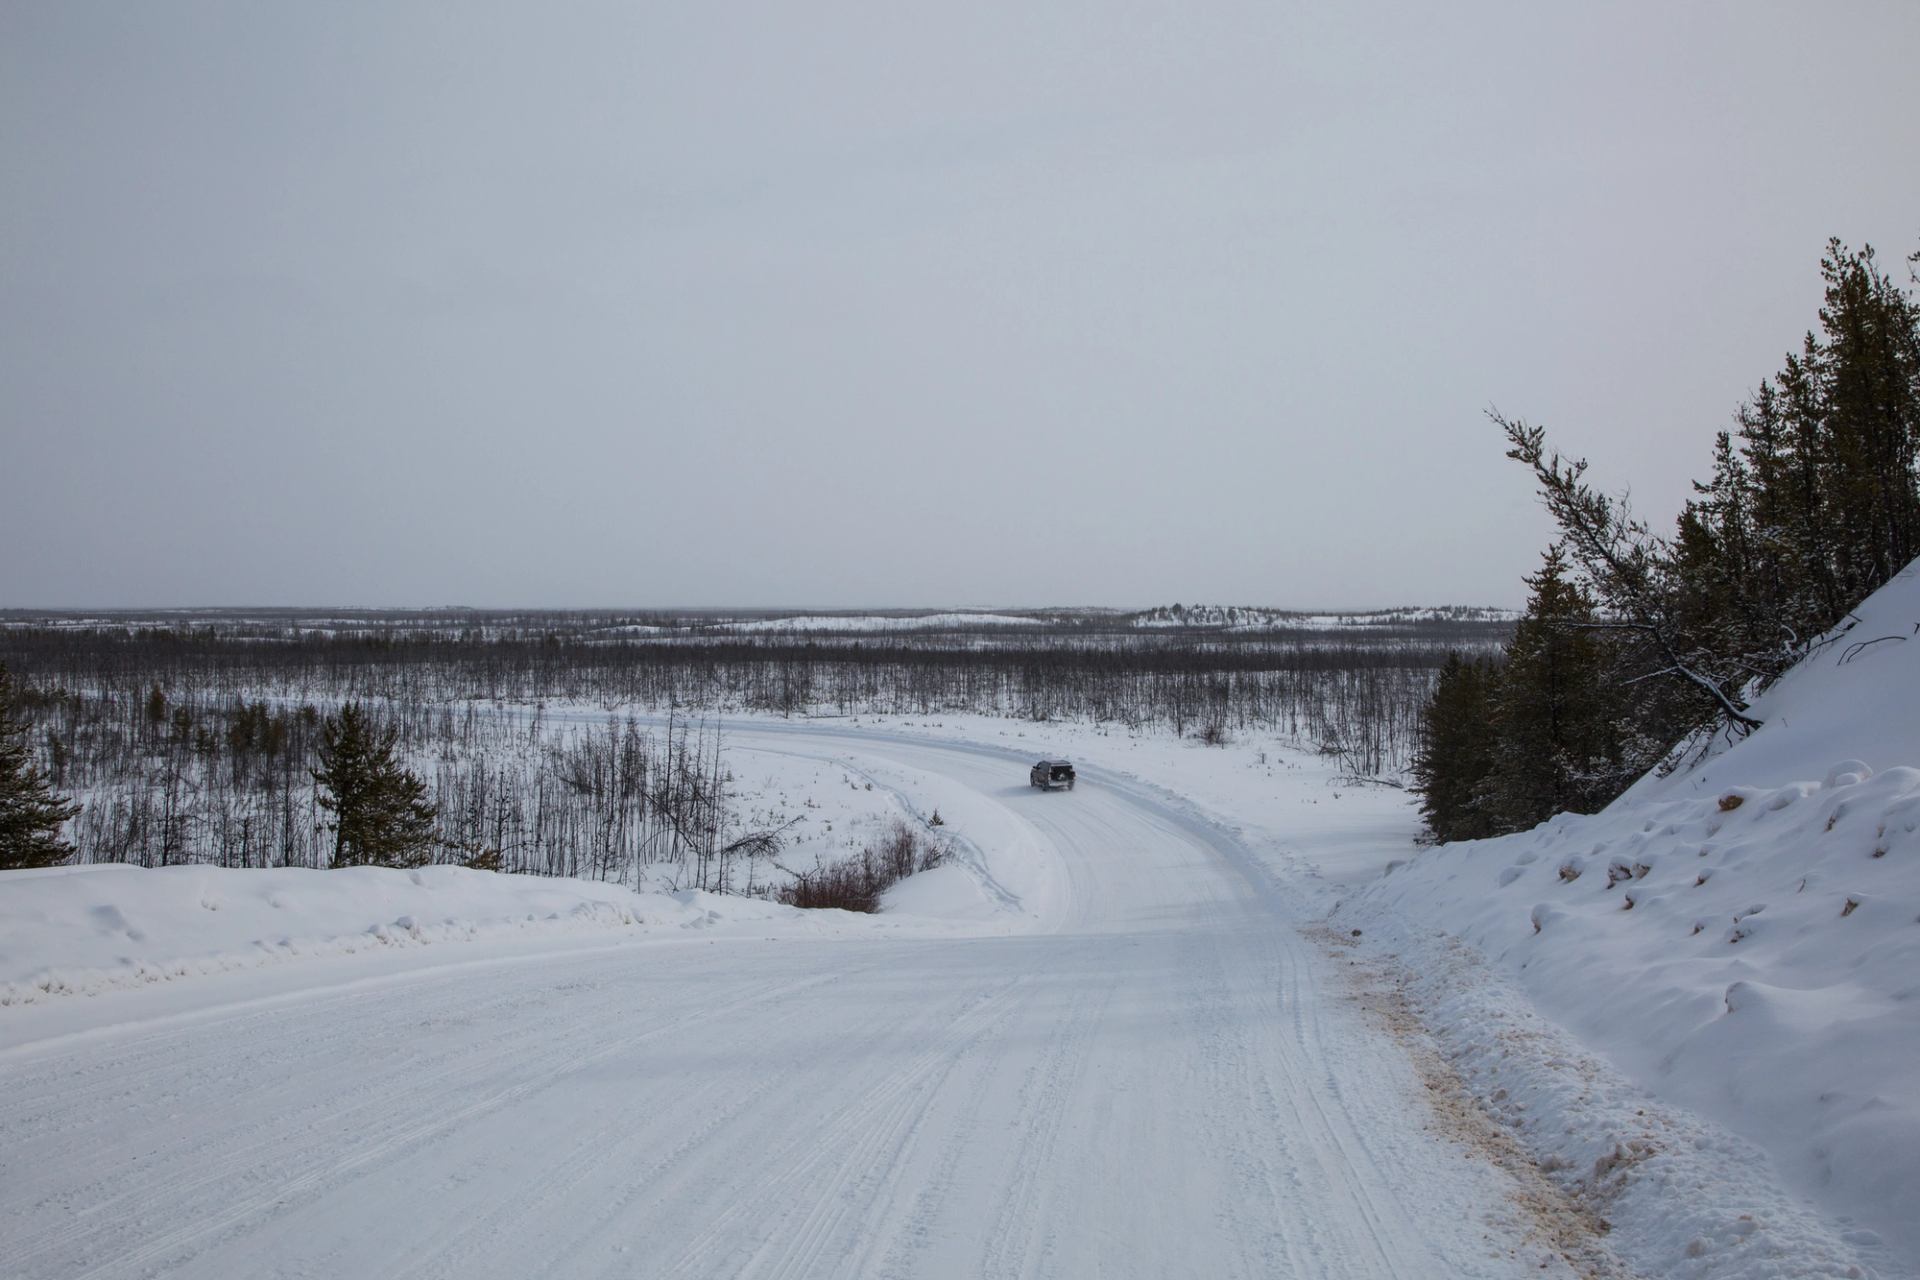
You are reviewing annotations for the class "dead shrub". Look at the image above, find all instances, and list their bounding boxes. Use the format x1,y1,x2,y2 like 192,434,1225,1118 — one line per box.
777,819,948,913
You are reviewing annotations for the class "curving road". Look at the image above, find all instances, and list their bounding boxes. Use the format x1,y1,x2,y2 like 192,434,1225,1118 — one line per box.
0,726,1579,1279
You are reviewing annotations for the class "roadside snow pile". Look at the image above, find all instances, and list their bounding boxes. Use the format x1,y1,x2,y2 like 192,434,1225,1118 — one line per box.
1344,563,1920,1277
0,864,792,1007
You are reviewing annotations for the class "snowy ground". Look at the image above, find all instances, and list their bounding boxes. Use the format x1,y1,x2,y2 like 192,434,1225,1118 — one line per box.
3,681,1911,1276
3,719,1605,1280
1331,564,1920,1280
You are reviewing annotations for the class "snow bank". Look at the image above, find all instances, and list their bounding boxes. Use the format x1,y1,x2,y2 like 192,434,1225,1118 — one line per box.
0,864,800,1007
1344,562,1920,1276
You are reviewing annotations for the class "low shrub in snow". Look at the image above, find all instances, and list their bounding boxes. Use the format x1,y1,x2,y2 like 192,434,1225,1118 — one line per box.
778,819,947,913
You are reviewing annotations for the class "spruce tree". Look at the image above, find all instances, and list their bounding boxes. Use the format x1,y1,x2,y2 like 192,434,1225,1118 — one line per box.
1412,653,1501,842
1478,548,1626,832
312,702,438,869
1482,237,1920,822
1676,241,1920,671
0,663,80,870
1810,240,1920,602
1424,238,1920,841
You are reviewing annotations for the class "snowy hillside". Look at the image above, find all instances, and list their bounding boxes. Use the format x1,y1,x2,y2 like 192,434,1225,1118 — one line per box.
1131,603,1520,629
717,612,1039,633
1346,560,1920,1274
616,604,1518,635
1630,564,1920,801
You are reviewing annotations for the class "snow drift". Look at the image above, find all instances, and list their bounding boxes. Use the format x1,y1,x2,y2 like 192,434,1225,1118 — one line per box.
1348,561,1920,1275
0,864,800,1006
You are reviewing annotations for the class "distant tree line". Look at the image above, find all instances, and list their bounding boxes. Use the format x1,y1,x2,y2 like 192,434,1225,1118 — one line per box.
1417,239,1920,841
0,623,1499,717
1,626,1496,763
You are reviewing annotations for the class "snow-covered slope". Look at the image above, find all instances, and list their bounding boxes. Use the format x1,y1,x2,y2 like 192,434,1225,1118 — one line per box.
1132,603,1520,629
719,612,1038,632
1631,561,1920,800
1347,561,1920,1275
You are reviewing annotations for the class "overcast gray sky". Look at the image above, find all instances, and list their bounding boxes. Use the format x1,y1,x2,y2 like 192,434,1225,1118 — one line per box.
3,2,1917,609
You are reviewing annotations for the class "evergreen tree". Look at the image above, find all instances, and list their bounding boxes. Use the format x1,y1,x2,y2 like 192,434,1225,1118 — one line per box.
1810,240,1920,603
312,702,438,869
1498,414,1761,739
1652,239,1920,687
1499,243,1919,730
0,663,80,870
1412,652,1501,842
1674,434,1752,651
1478,548,1626,831
1473,237,1920,833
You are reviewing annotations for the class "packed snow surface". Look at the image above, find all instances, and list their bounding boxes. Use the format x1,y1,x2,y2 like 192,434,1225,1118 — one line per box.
6,722,1611,1280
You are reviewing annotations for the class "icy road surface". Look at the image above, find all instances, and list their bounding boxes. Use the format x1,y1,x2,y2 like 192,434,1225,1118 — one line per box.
1,726,1582,1279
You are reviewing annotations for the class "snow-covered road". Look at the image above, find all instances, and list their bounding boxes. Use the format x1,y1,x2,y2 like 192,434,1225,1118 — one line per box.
1,727,1586,1279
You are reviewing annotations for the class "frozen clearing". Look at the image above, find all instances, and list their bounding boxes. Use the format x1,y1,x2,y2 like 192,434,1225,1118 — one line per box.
2,723,1596,1280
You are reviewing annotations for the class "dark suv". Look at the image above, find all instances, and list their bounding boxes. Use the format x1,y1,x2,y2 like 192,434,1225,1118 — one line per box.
1030,760,1076,791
